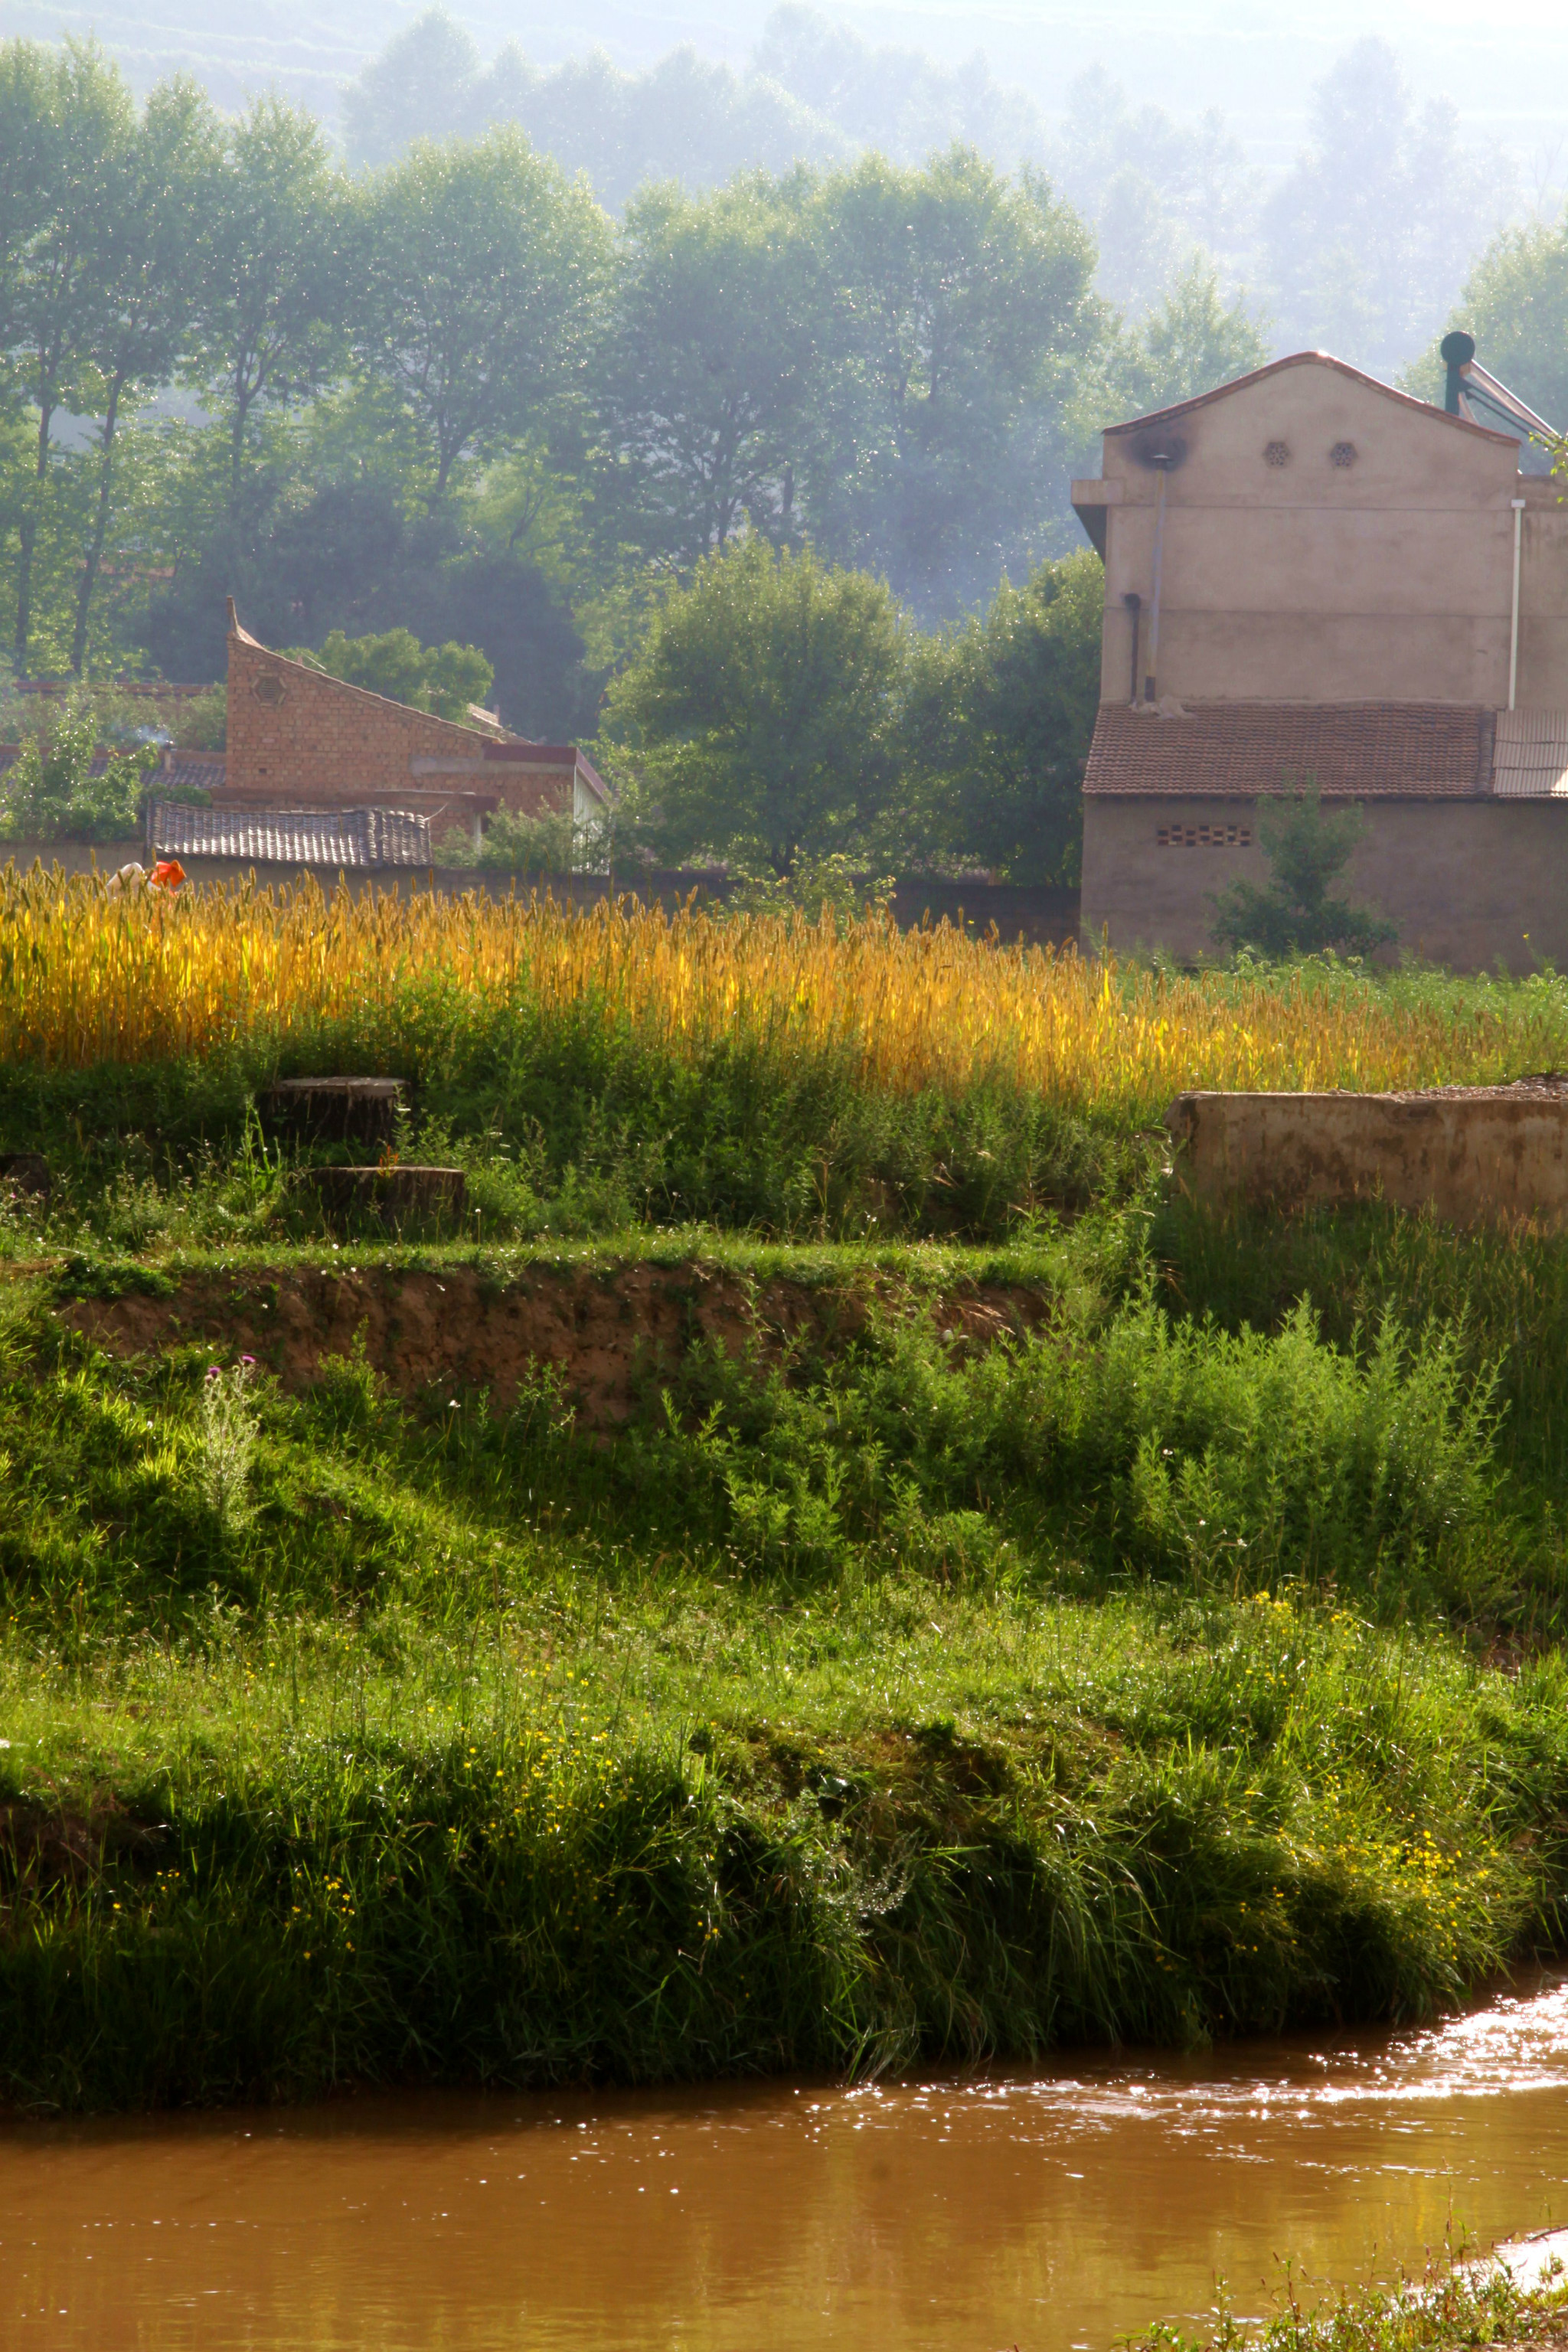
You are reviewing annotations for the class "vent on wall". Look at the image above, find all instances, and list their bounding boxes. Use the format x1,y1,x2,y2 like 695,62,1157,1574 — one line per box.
1157,823,1253,848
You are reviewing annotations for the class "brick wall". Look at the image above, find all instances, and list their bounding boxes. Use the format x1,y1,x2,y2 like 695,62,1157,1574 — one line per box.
224,613,574,817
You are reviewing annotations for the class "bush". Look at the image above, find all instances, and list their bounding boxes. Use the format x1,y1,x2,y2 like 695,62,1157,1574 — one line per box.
0,700,155,841
1210,784,1398,959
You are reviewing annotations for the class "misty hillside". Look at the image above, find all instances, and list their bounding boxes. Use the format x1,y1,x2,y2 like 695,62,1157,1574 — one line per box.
10,0,1563,386
17,0,1568,173
333,9,1530,382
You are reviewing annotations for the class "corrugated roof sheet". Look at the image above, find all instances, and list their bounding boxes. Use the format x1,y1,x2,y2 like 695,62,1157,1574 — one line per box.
1083,702,1496,798
1492,710,1568,798
149,802,433,866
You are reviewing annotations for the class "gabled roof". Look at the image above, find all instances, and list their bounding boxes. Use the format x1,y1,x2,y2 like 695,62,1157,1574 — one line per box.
149,800,434,867
1083,701,1497,799
227,599,521,747
1103,350,1521,449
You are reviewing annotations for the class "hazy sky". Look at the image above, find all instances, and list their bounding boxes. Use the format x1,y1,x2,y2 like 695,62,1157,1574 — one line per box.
17,0,1568,180
439,0,1568,169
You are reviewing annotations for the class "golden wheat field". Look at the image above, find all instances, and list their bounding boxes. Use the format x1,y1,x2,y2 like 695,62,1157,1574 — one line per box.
1,866,1560,1114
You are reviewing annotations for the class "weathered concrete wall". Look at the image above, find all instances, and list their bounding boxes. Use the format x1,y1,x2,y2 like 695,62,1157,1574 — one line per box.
1075,355,1568,711
2,840,145,877
1081,795,1568,972
1165,1083,1568,1226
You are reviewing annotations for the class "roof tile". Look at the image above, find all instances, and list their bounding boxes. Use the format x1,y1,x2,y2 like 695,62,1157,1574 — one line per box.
1083,701,1495,799
149,802,433,867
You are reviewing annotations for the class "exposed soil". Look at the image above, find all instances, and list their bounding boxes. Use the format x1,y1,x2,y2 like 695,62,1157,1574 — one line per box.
0,1795,162,1903
57,1261,1053,1427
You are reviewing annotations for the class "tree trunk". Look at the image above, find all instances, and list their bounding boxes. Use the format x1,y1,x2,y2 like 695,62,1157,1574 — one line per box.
228,387,253,511
70,374,125,677
13,397,54,678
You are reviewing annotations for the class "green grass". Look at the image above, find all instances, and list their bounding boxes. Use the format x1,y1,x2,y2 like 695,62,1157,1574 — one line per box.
1132,2254,1568,2352
5,956,1568,2112
0,1001,1134,1249
3,1184,1568,2110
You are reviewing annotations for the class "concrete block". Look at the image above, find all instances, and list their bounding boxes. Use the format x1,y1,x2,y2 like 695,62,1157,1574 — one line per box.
1165,1079,1568,1226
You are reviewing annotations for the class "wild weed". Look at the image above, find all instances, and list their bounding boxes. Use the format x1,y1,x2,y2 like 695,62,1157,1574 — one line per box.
198,1357,259,1535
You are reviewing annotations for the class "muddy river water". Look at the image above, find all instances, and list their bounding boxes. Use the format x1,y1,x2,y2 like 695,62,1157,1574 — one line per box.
5,1978,1568,2350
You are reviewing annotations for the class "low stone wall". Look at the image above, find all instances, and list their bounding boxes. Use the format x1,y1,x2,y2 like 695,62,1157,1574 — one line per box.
1165,1080,1568,1226
2,840,145,877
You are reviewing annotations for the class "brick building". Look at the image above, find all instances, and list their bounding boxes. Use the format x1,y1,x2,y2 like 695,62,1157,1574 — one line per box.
210,603,609,845
1072,343,1568,970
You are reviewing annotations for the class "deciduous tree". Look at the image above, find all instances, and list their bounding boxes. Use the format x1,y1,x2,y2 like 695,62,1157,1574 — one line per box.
0,38,134,673
594,174,825,566
600,534,907,875
355,126,609,501
900,549,1102,884
186,94,350,511
804,145,1102,613
68,77,217,671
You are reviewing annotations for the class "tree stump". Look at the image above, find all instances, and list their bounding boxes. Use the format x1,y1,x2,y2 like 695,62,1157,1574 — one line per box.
0,1153,50,1203
295,1165,466,1233
265,1078,408,1150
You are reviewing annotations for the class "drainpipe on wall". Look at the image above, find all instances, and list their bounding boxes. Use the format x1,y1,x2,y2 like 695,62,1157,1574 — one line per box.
1145,465,1171,703
1122,592,1142,705
1509,496,1526,711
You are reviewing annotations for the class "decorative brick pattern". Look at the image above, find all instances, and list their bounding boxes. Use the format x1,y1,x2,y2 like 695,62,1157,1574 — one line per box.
1156,823,1253,847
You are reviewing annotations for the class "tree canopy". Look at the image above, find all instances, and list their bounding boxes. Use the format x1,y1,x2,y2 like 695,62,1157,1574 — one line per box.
602,536,909,877
287,626,495,723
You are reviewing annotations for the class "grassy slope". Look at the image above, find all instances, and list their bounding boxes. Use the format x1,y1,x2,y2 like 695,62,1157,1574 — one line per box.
5,946,1568,2110
1130,2262,1568,2352
4,1191,1568,2109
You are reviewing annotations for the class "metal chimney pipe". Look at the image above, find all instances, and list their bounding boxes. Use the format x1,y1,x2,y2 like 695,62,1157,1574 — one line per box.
1510,495,1526,710
1441,328,1476,416
1145,461,1174,703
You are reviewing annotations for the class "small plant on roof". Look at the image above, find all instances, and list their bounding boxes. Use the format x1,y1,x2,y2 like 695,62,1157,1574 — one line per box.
1209,779,1398,960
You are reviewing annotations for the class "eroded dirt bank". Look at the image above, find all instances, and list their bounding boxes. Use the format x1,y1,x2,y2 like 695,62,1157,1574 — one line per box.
59,1261,1053,1426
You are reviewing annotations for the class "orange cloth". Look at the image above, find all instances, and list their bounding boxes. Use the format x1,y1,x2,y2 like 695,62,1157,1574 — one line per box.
150,858,185,890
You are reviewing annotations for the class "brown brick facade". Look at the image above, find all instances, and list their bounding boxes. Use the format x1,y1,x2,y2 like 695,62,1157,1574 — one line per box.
221,607,606,822
225,609,505,795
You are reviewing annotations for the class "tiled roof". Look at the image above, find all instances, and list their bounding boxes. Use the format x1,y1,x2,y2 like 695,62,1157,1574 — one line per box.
161,753,227,792
1492,710,1568,797
1,746,225,789
149,802,433,866
1083,702,1496,798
